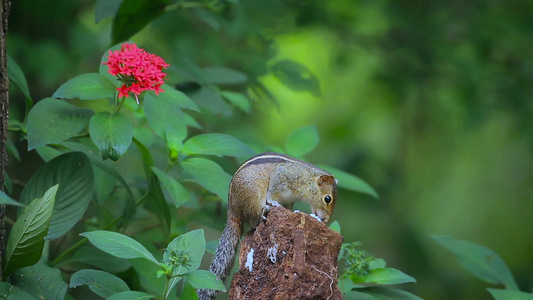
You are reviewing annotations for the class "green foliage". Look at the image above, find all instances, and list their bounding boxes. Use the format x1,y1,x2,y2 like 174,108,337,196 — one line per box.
4,186,57,277
81,230,159,265
19,152,94,240
53,73,117,100
9,259,68,300
285,125,319,158
340,241,419,299
89,112,132,160
433,235,533,299
0,191,24,207
69,269,129,298
433,235,518,290
26,98,94,150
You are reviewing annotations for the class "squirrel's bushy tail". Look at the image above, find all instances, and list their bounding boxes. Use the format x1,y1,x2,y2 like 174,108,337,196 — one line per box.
198,215,242,300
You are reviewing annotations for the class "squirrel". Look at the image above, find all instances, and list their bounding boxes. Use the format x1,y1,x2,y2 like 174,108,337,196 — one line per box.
197,152,338,300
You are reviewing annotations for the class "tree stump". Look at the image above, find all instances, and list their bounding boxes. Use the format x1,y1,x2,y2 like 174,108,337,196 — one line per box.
229,207,344,300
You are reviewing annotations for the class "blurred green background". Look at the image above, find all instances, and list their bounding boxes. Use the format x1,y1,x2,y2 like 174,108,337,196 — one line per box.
7,0,533,299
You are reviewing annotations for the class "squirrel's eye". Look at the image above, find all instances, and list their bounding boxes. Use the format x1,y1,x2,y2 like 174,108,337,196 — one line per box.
324,195,332,204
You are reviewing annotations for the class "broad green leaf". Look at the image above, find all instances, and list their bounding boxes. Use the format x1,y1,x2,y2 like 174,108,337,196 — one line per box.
369,258,386,269
95,0,122,23
4,186,57,277
0,191,24,207
157,84,200,111
60,140,136,227
183,133,255,157
144,93,187,149
26,98,94,150
69,269,129,298
7,55,31,100
181,158,232,202
151,167,190,208
107,291,155,300
19,152,94,240
433,235,519,290
271,60,321,97
164,229,205,275
318,165,379,199
133,139,171,229
112,0,168,44
181,281,201,300
81,230,159,265
221,91,250,113
184,113,203,130
89,112,132,161
59,246,131,273
130,258,166,296
328,220,341,233
52,73,117,100
185,270,226,291
348,286,423,300
203,67,247,85
351,267,416,285
0,282,37,300
487,289,533,300
285,125,319,158
10,259,68,300
191,86,232,116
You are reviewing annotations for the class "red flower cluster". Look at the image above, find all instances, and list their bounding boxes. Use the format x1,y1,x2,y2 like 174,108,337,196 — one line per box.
103,43,169,102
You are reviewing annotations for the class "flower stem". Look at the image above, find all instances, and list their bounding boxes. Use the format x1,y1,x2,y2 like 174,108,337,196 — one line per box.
115,96,127,114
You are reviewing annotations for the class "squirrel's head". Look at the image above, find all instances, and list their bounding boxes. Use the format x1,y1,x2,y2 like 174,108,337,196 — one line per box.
312,174,338,223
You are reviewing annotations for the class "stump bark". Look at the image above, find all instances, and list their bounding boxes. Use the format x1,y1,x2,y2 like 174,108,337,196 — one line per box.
229,207,343,300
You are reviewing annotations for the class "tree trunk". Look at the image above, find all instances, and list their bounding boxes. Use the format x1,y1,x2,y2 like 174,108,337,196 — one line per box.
229,207,344,300
0,0,10,282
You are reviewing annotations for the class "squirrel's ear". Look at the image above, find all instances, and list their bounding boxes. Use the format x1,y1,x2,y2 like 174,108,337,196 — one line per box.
318,174,335,186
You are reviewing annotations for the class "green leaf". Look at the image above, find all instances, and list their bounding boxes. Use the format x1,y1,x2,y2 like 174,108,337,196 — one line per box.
4,186,57,277
0,282,37,300
157,84,200,111
130,258,166,296
7,54,31,100
351,267,416,285
348,286,423,300
181,158,232,202
144,93,187,149
369,258,386,269
203,67,247,85
69,269,129,298
0,191,24,207
432,235,519,290
112,0,168,44
487,289,533,300
164,229,205,275
3,172,13,194
95,0,122,23
26,98,94,150
221,91,251,113
191,86,232,116
52,73,117,100
107,291,155,300
285,125,319,158
7,138,20,162
328,220,341,233
81,230,159,265
19,152,94,240
133,139,171,230
271,60,321,97
151,167,190,208
318,165,379,199
183,133,255,158
184,113,203,130
10,259,68,300
58,246,131,273
89,112,132,161
185,270,226,291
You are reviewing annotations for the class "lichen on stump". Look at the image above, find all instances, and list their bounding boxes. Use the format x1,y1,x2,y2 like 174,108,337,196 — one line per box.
229,207,344,300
